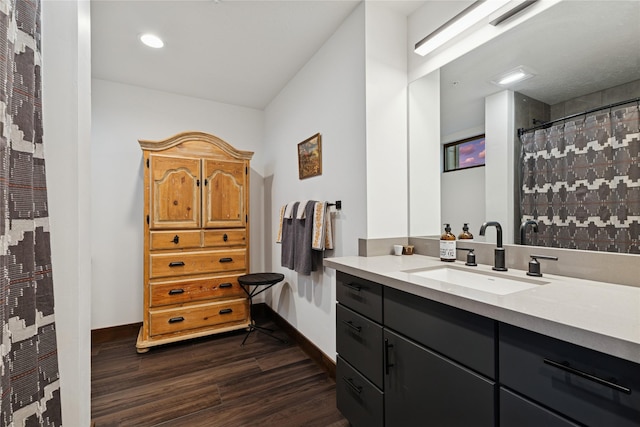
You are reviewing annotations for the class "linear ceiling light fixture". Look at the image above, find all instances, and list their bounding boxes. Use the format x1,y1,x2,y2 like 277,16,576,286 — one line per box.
490,0,538,26
414,0,512,56
140,33,164,49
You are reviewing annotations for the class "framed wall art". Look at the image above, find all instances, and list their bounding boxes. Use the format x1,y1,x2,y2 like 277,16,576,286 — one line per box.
297,133,322,179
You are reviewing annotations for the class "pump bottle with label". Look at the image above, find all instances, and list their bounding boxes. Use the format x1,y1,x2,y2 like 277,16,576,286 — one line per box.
440,224,456,262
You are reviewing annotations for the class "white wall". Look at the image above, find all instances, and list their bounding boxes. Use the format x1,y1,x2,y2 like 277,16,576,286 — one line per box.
364,2,408,238
41,1,92,425
441,167,486,237
263,3,367,361
485,90,515,244
408,69,441,236
90,79,264,329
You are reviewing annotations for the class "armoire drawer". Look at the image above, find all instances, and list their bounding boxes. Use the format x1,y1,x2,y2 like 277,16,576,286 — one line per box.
203,229,246,248
149,298,249,336
336,271,383,323
336,356,384,427
150,249,246,278
336,304,383,389
150,230,202,250
149,274,245,307
500,323,640,427
385,286,496,379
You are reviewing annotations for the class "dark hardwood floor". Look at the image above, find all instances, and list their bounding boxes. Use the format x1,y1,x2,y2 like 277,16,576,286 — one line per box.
91,315,349,427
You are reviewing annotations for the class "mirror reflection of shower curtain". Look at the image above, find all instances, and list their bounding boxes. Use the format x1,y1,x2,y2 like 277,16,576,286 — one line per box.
520,102,640,253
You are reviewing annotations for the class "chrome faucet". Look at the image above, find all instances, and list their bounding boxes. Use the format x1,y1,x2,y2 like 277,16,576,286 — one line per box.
479,221,507,271
520,219,538,245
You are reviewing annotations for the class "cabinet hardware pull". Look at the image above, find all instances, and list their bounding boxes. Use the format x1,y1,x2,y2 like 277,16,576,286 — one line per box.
168,289,185,295
172,235,179,244
219,257,233,263
384,339,394,375
168,316,184,323
219,308,233,315
342,320,362,333
219,283,233,288
343,283,362,292
223,233,228,242
342,377,362,394
169,261,185,267
543,358,632,394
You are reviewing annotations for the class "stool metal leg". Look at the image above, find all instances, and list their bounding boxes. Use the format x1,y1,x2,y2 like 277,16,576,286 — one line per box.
241,290,288,346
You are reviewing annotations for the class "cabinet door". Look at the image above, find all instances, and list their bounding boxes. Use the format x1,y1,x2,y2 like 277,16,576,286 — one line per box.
202,159,246,228
150,155,201,229
384,329,495,427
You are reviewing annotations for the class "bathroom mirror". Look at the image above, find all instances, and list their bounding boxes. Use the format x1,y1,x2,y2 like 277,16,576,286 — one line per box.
409,0,640,250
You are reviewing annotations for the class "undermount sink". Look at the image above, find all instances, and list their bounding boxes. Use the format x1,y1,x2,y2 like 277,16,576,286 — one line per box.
406,265,548,295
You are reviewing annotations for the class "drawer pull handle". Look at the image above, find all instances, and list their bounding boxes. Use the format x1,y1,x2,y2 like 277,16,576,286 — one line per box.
168,316,184,323
169,261,185,267
172,235,179,244
344,283,361,292
219,283,233,288
168,289,185,295
384,339,394,375
543,358,632,395
342,320,362,333
342,377,362,394
223,233,228,242
219,308,233,315
219,257,233,263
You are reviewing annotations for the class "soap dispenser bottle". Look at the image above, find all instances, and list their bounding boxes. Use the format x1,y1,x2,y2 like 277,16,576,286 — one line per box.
459,223,474,241
440,224,456,262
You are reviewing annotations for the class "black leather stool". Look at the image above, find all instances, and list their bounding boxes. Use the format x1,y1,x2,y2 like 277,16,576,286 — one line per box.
238,272,287,346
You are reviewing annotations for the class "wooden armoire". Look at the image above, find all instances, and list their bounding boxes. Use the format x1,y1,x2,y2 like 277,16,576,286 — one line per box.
136,131,253,352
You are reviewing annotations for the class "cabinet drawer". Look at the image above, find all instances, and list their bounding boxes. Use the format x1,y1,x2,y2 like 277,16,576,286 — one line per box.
500,323,640,427
149,298,248,336
150,249,246,279
150,274,245,307
150,230,201,250
336,304,383,389
500,387,579,427
336,272,382,323
385,286,496,379
336,356,383,427
203,229,246,248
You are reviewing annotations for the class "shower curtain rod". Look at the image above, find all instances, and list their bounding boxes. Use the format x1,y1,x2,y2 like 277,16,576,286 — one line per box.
517,96,640,137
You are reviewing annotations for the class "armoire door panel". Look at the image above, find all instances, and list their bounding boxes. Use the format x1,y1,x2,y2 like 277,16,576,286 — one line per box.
150,155,201,229
203,159,246,228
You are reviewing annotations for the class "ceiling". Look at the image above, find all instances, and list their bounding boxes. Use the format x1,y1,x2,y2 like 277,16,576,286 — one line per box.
91,0,425,110
440,0,640,136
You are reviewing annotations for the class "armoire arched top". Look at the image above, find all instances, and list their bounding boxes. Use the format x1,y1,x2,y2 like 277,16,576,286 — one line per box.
138,131,254,160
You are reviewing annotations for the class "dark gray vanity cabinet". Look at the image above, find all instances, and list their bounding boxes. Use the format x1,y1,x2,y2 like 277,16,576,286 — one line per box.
336,272,384,427
500,323,640,427
383,287,496,427
500,388,580,427
384,328,495,427
336,272,497,427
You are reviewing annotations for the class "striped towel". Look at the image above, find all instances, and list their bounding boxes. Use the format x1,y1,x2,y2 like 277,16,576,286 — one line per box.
312,201,334,251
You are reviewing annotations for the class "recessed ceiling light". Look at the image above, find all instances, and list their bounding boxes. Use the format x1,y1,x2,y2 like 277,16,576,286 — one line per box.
140,33,164,49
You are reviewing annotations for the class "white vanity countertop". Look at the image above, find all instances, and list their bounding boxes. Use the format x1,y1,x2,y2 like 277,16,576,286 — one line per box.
324,255,640,364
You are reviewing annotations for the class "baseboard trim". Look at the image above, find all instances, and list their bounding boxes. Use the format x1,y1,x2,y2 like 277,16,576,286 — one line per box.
91,322,142,346
90,306,337,379
259,303,336,379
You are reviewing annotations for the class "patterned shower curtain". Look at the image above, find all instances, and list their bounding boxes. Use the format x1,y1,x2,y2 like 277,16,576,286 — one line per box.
0,0,62,425
520,101,640,253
